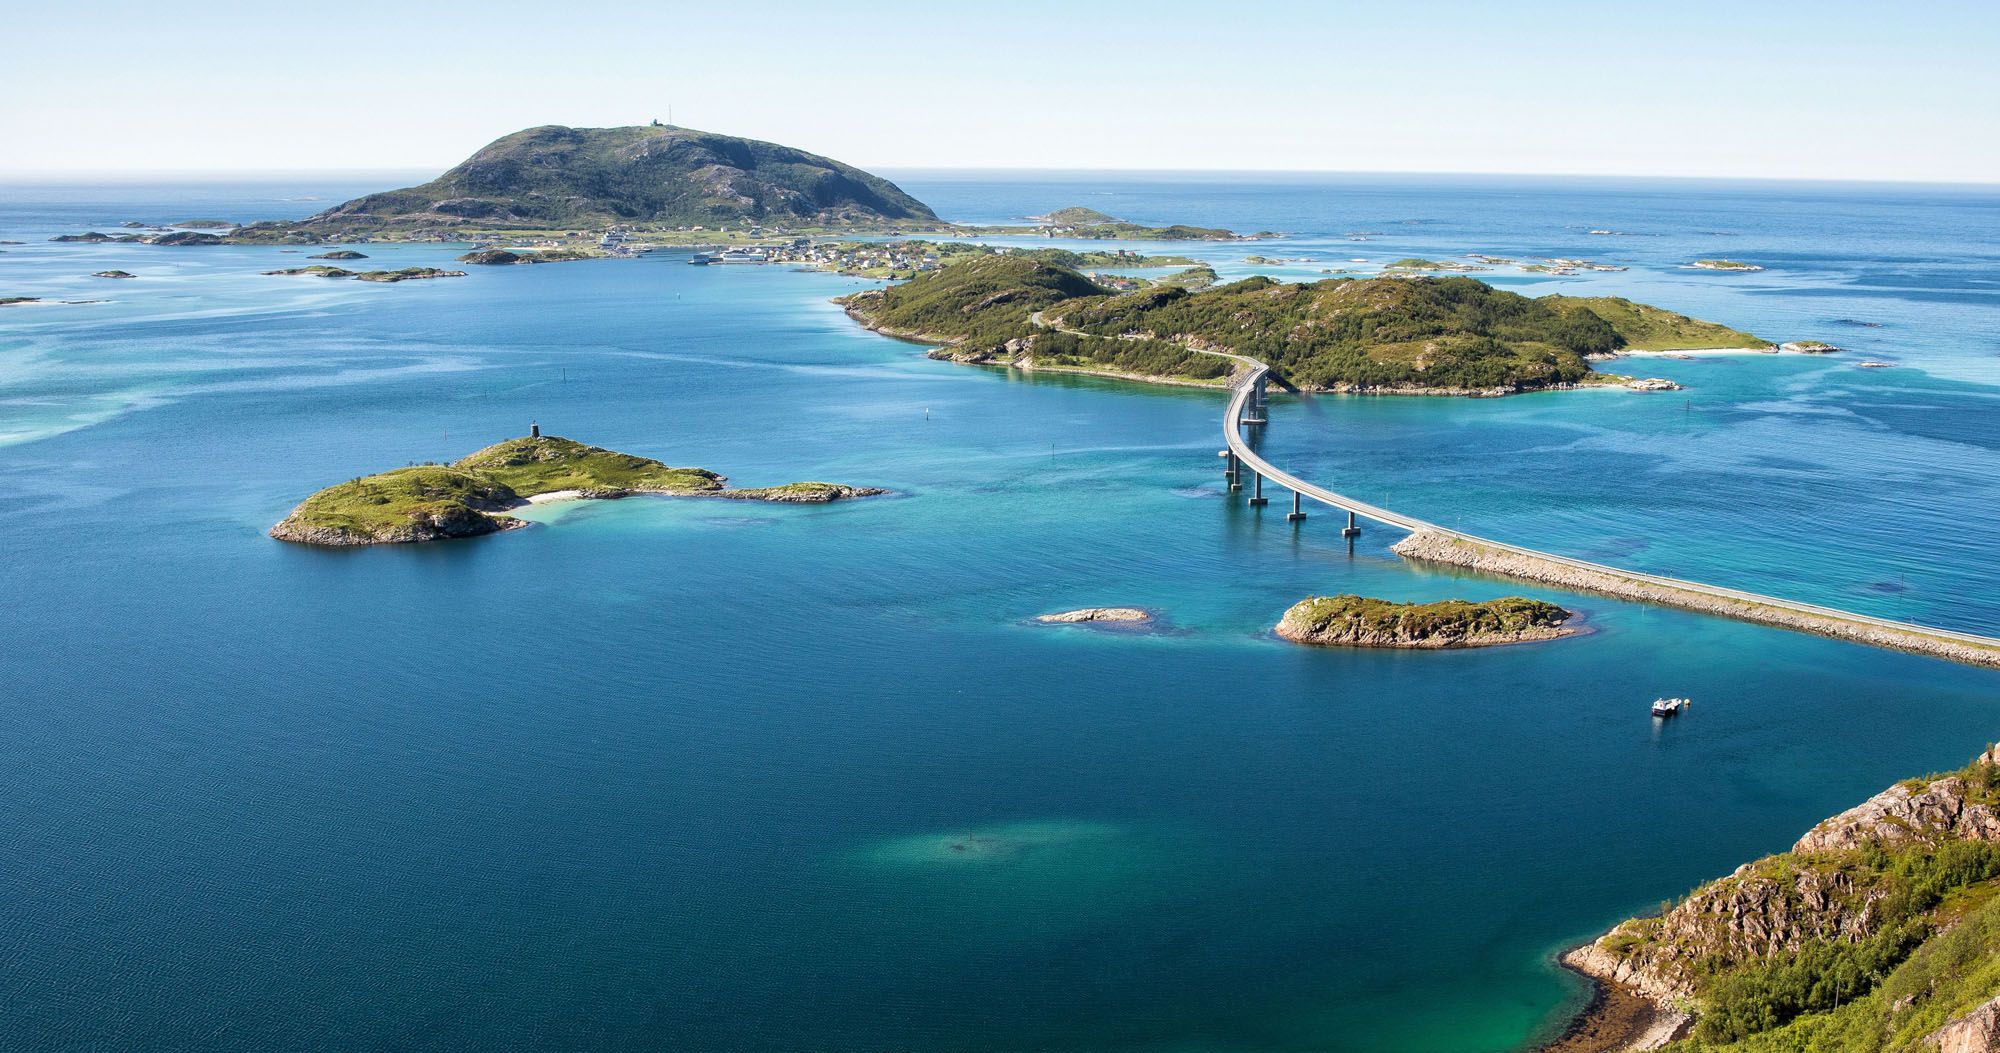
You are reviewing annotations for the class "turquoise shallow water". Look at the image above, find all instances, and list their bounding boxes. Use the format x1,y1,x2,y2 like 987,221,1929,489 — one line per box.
1,175,1998,1051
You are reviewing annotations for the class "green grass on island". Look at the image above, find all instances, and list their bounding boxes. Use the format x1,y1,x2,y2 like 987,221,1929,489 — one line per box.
1573,751,2000,1052
1276,594,1574,647
1003,205,1253,241
271,435,724,545
272,435,884,545
1546,295,1771,350
839,256,1768,393
455,435,725,495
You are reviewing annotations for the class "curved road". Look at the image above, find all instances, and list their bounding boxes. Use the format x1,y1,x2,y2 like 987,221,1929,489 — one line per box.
1212,351,2000,659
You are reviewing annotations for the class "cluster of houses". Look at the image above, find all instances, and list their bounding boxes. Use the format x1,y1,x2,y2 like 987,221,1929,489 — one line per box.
758,240,946,276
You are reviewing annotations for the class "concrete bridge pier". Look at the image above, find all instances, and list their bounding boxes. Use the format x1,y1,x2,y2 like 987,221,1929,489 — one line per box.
1240,378,1268,426
1341,510,1361,538
1247,470,1268,507
1287,489,1306,522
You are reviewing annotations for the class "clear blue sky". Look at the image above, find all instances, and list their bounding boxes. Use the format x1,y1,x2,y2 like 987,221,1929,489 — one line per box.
8,0,1997,182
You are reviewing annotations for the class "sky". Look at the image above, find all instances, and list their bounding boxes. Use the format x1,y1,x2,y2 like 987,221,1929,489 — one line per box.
6,0,1998,183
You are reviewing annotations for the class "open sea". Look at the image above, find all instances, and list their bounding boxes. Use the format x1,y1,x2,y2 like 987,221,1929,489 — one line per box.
2,172,1998,1051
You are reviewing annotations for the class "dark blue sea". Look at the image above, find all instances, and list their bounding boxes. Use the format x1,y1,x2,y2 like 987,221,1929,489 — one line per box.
2,172,1997,1051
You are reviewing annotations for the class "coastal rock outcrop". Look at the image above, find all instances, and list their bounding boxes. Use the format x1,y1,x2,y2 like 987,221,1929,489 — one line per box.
1793,745,2000,853
1932,996,2000,1053
714,482,888,504
1036,608,1151,624
145,230,223,246
1275,594,1573,649
1559,748,2000,1050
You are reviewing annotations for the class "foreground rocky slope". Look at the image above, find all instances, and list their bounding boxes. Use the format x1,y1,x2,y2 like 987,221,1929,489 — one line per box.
1558,748,2000,1052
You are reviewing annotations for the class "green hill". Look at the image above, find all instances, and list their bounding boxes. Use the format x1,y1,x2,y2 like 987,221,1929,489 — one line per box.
839,257,1765,393
236,124,938,239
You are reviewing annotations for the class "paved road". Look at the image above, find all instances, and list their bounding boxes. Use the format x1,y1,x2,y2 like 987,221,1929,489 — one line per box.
1212,351,2000,654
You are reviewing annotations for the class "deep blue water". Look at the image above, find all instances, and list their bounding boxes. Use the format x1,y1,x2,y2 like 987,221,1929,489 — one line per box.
2,174,1998,1051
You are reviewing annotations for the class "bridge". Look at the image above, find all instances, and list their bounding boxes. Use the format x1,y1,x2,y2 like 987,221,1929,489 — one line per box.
1208,351,2000,669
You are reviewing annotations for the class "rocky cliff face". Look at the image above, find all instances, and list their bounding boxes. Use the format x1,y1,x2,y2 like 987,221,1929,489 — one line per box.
1563,746,2000,1045
268,502,524,546
1933,996,2000,1053
1793,749,2000,853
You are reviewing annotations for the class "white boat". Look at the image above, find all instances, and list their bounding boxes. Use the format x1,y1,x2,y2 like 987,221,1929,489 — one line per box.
1651,697,1691,718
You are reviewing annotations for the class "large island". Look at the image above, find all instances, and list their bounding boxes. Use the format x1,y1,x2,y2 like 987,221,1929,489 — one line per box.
271,433,884,546
839,255,1771,395
226,123,944,245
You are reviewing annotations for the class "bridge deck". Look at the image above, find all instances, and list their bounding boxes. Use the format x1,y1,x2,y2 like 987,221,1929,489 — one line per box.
1216,354,2000,658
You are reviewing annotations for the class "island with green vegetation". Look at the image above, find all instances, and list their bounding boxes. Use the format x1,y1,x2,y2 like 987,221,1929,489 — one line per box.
456,247,607,266
0,296,41,306
1384,257,1487,273
308,250,369,260
270,433,886,546
1274,594,1575,648
1541,295,1773,351
837,255,1773,394
1006,205,1259,241
264,266,466,283
1691,259,1765,272
225,124,941,245
172,219,235,229
1555,746,2000,1053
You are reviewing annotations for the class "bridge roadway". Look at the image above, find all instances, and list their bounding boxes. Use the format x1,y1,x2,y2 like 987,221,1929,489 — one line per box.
1210,350,2000,663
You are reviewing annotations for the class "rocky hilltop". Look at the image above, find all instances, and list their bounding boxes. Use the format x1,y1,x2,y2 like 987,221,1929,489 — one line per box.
234,124,937,240
271,432,884,546
1276,594,1574,648
1557,747,2000,1052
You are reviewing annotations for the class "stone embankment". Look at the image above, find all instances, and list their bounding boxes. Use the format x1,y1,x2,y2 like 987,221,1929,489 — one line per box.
1390,530,2000,670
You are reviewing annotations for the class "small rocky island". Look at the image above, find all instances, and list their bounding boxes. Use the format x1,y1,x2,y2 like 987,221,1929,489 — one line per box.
308,250,369,260
1274,594,1575,648
270,431,886,546
1036,608,1151,624
92,270,136,279
457,247,605,265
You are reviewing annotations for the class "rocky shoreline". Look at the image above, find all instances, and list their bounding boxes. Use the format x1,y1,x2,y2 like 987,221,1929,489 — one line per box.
1551,746,2000,1050
1274,593,1576,649
1390,530,2000,670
